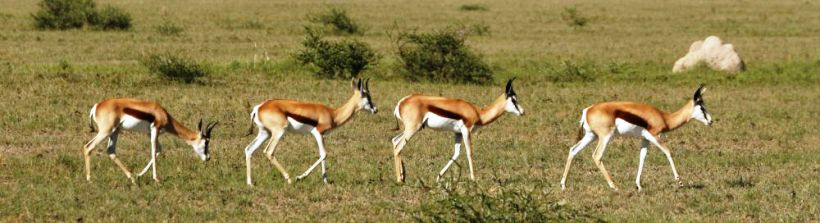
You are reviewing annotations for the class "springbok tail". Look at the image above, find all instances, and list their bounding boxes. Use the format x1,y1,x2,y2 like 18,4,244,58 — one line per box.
576,107,589,141
88,104,98,133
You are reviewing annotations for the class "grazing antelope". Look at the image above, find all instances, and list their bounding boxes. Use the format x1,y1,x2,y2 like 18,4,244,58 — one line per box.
560,85,712,191
83,98,217,183
390,79,524,183
244,79,376,186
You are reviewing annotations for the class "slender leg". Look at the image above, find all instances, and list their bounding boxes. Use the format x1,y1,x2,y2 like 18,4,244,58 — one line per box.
592,131,617,190
460,128,476,181
560,132,597,190
137,138,162,177
263,130,291,184
636,139,649,191
83,130,111,182
392,129,416,183
105,129,135,184
643,132,682,186
297,129,327,182
437,133,463,182
244,128,271,187
149,127,159,182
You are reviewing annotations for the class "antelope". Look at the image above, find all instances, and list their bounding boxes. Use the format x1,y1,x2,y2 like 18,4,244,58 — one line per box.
560,85,712,191
83,98,217,184
244,79,376,186
390,79,524,183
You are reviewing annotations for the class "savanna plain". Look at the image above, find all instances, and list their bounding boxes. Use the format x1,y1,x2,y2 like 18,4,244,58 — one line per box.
0,0,818,222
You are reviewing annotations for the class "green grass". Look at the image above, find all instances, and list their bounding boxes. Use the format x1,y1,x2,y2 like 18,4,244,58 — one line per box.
1,0,818,222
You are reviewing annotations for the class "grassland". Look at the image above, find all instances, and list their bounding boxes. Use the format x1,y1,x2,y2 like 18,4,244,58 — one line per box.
1,0,818,222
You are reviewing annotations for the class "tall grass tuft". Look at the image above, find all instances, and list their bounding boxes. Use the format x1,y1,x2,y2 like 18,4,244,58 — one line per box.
561,6,588,28
156,19,184,36
459,4,489,12
89,5,131,30
141,53,208,83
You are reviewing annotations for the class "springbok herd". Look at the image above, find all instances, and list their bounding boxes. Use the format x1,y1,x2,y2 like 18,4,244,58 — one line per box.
83,78,713,191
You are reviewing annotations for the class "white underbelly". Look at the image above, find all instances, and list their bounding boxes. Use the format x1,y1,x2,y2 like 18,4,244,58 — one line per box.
119,115,152,132
424,112,464,132
286,117,316,134
614,118,645,137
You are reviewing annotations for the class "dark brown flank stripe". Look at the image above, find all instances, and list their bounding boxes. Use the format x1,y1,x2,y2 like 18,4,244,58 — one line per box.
285,112,319,126
123,108,155,123
613,110,649,129
428,106,464,121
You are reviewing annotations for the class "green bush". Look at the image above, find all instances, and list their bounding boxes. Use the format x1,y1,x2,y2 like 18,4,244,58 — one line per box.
397,29,493,84
295,28,378,79
89,5,131,30
311,8,361,34
459,4,489,11
141,53,208,83
414,184,600,222
544,61,597,82
32,0,97,30
156,19,184,36
561,6,588,27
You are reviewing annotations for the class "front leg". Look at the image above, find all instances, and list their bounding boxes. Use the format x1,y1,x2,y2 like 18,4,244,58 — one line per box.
643,132,682,186
150,127,160,182
635,139,649,191
460,127,476,181
437,133,462,182
297,129,328,183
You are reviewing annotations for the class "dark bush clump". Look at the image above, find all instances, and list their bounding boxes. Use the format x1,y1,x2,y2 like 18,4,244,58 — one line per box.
88,5,131,30
32,0,131,30
295,28,378,79
311,8,361,35
141,53,208,83
397,29,493,84
561,6,588,27
459,4,489,11
32,0,97,29
414,184,601,222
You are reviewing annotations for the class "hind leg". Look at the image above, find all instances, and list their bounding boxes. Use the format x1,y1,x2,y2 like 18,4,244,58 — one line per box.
84,126,114,182
560,132,597,190
591,130,617,190
105,128,135,184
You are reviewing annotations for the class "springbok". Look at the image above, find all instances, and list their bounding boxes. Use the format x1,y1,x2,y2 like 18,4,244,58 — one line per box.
84,98,217,183
560,85,712,191
390,79,524,183
244,79,376,186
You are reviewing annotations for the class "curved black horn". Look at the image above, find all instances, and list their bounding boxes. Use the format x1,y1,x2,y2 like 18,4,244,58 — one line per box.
365,78,370,91
206,121,219,136
357,78,363,90
197,119,203,131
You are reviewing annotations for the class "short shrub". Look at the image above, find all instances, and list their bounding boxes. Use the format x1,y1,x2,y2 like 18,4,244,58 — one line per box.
141,53,208,83
397,29,493,84
544,61,597,82
32,0,97,30
459,4,489,11
414,184,601,222
295,28,379,79
311,8,361,35
89,5,131,30
156,19,184,36
561,6,588,27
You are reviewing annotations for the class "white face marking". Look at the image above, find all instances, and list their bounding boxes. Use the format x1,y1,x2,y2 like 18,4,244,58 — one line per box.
192,138,208,161
286,117,316,134
614,118,646,138
423,112,465,132
691,105,712,125
505,96,524,116
360,96,377,114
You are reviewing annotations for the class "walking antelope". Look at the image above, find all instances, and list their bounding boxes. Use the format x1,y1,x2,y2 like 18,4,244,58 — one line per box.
560,85,712,191
390,79,524,183
83,98,217,183
244,79,376,186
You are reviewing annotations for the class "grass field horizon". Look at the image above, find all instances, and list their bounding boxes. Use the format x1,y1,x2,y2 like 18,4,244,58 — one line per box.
1,0,818,222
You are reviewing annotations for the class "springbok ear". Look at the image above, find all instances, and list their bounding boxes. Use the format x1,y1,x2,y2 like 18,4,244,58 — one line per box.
505,78,516,96
357,78,363,91
197,119,203,131
351,78,357,90
694,84,706,99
